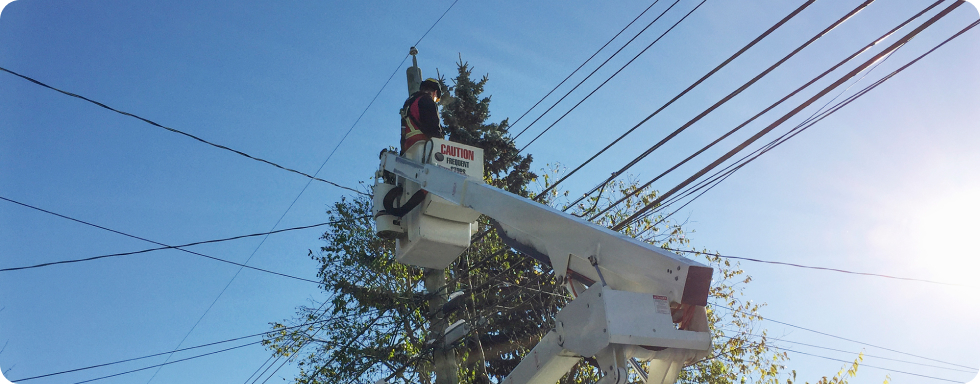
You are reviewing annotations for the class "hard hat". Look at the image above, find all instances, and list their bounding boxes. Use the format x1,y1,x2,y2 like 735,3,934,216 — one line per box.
420,78,442,101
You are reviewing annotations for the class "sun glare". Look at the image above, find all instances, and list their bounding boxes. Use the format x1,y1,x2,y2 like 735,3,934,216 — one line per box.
906,186,980,287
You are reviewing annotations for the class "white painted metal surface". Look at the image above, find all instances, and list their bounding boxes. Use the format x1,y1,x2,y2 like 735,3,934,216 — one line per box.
380,141,484,269
380,151,712,306
376,151,713,384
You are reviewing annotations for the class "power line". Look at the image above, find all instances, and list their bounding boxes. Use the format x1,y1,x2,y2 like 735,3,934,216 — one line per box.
0,195,333,283
611,2,961,227
717,334,976,374
782,348,963,383
580,0,904,215
413,0,461,48
0,65,364,196
508,0,662,135
631,43,904,227
518,0,706,153
711,304,978,371
769,338,977,373
9,313,354,382
666,248,972,287
535,0,820,202
245,298,337,384
68,341,263,384
714,329,969,381
582,0,918,217
0,219,349,275
584,0,942,221
641,15,980,228
610,0,967,231
510,0,672,140
233,2,463,382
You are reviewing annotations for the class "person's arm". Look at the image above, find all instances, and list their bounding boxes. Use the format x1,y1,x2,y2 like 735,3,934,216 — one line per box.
416,96,443,138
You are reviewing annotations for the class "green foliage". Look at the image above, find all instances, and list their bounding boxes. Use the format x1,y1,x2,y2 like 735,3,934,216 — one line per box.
263,61,866,384
440,57,536,196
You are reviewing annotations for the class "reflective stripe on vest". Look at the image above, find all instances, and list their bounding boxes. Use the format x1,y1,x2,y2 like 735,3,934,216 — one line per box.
401,96,425,140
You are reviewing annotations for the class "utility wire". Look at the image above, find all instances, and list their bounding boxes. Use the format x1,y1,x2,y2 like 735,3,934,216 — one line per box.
704,332,967,382
611,1,967,231
711,304,978,371
236,2,462,382
667,248,973,287
644,16,980,227
518,0,706,153
716,334,976,374
413,0,460,48
636,44,904,226
586,0,942,220
638,56,897,227
613,3,959,225
509,0,668,139
9,314,354,382
509,0,662,134
648,40,905,220
0,195,328,283
769,338,977,373
0,219,355,276
66,341,263,384
246,298,336,384
0,66,364,196
536,0,820,202
783,348,963,383
305,310,390,383
578,0,895,214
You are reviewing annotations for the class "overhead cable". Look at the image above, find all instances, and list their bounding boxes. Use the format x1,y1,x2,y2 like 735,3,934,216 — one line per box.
575,0,894,212
771,338,977,373
0,219,350,275
667,248,973,287
508,0,662,134
534,0,820,201
641,16,980,227
611,0,967,231
0,66,364,196
712,304,978,371
783,348,962,383
0,195,328,283
245,298,337,384
586,0,942,220
717,334,976,373
632,50,905,226
235,3,463,382
9,313,353,382
510,0,674,140
67,341,263,384
518,0,707,153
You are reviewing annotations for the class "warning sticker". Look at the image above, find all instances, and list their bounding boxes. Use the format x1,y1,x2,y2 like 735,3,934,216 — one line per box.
429,138,484,181
653,295,670,315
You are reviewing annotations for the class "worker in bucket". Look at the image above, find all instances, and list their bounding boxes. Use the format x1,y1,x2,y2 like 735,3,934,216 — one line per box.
400,78,444,159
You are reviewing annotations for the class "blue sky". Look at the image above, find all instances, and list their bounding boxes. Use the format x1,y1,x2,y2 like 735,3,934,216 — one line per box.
1,0,978,383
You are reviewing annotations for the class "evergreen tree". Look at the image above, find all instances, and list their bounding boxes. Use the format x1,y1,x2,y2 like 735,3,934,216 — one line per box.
263,60,866,384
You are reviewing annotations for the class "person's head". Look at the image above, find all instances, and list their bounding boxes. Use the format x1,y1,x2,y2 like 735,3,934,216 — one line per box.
420,78,442,102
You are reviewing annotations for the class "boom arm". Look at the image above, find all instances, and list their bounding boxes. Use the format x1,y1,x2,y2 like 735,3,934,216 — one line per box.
376,146,713,384
381,152,712,306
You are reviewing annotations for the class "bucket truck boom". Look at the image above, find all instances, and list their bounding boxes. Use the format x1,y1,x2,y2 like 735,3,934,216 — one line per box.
373,140,713,384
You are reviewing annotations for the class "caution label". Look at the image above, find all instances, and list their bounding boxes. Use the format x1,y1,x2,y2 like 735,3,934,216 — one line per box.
653,295,670,315
429,138,484,181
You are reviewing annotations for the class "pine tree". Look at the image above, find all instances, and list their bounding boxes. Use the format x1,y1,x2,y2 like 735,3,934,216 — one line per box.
262,59,864,384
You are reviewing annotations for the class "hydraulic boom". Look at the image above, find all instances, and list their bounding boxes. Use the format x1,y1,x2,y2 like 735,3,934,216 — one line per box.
373,141,713,384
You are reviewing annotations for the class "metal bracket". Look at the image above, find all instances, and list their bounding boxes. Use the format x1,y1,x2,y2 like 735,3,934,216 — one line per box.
628,357,648,383
589,253,608,287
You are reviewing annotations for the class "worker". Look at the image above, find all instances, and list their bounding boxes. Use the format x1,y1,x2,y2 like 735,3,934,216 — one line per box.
400,78,444,156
